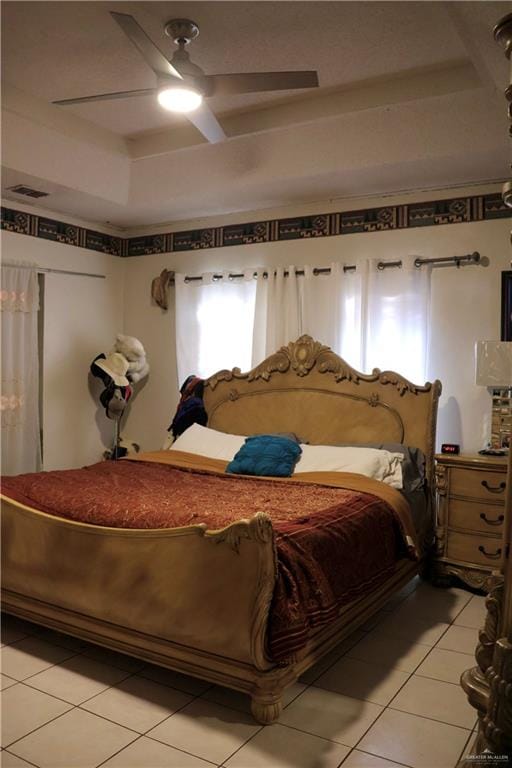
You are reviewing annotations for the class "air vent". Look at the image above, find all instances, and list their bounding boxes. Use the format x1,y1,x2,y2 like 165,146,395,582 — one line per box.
6,185,49,199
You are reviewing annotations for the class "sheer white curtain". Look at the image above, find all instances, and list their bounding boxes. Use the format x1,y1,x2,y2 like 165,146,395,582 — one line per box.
175,270,257,383
364,257,431,383
252,266,302,364
1,266,41,475
174,259,431,386
252,263,363,367
302,263,364,369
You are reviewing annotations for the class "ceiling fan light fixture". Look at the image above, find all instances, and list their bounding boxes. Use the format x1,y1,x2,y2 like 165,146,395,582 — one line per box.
157,86,202,113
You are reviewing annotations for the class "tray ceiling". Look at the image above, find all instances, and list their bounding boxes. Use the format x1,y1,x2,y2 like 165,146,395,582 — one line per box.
1,1,510,228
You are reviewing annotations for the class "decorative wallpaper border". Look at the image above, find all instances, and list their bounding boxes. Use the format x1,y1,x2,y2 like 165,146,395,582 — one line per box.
0,207,124,256
1,192,510,258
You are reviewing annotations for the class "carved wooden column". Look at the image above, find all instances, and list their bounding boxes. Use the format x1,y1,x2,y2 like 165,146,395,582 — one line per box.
495,13,512,218
459,467,511,762
462,543,512,763
458,14,512,766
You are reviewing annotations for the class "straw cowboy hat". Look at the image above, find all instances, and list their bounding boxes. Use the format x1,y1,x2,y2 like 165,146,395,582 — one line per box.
93,352,130,387
151,269,174,310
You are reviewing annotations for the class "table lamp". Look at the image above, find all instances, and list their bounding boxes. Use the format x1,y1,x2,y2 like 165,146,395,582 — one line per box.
475,340,512,449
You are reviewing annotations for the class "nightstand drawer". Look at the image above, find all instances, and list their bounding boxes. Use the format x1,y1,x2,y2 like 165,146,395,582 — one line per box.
450,468,506,501
446,531,503,567
449,499,505,534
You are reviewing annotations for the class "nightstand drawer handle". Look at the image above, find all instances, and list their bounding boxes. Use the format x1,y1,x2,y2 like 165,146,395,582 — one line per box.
481,480,506,494
478,545,502,559
479,512,505,526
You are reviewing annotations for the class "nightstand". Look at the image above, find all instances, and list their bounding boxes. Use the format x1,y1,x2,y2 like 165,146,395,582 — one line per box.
433,453,507,591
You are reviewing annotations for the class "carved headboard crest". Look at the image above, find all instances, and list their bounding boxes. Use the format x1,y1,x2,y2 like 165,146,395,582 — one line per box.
206,335,432,396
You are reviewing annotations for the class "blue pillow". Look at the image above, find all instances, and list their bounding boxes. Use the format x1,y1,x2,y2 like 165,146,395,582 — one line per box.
226,435,302,477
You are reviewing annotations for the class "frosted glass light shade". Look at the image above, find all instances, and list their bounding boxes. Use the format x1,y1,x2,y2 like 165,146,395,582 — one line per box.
475,341,512,387
157,87,202,113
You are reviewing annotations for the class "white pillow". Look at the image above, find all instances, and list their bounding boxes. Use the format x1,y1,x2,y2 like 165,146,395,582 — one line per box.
169,423,246,461
295,444,404,488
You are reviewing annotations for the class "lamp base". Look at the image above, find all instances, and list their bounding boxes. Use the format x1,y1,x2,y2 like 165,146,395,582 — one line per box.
490,388,512,449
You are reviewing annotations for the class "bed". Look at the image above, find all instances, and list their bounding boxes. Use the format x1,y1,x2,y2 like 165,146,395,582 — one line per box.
1,335,441,724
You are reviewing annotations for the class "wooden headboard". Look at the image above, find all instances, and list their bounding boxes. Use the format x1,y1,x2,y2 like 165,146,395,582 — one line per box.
203,335,442,488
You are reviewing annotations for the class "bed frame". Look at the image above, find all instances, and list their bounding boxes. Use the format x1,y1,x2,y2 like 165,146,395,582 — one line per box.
1,335,441,724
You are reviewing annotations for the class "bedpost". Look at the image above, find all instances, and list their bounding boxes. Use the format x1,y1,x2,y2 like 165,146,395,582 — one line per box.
251,693,284,725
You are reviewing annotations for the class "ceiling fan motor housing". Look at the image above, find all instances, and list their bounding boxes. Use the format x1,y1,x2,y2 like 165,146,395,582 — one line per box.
164,19,200,46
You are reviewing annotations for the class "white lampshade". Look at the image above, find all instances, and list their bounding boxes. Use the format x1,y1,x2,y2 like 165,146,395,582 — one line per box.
475,341,512,387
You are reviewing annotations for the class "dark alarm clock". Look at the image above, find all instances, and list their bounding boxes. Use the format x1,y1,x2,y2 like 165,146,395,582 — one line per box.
441,443,460,454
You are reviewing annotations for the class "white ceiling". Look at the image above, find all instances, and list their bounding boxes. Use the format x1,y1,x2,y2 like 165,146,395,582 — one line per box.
1,1,511,229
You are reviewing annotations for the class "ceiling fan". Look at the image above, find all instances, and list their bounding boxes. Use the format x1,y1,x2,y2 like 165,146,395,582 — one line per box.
53,12,319,144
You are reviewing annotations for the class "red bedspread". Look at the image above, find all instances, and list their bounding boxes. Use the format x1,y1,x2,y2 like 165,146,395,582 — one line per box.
2,455,413,661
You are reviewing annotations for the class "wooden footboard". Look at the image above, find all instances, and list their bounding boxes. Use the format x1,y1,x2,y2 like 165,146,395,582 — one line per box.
1,498,277,670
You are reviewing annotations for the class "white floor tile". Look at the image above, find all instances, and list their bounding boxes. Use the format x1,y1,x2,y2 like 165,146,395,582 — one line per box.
389,675,475,729
374,614,450,646
381,577,420,609
0,638,76,681
82,674,193,732
8,708,137,768
341,750,410,768
391,584,472,624
315,656,410,706
279,687,382,747
139,664,212,695
81,644,146,672
26,654,129,704
358,708,470,768
224,722,350,768
453,596,487,630
102,736,215,767
33,627,90,652
345,631,430,673
1,752,38,768
1,683,72,747
360,610,392,632
415,647,475,685
299,630,366,685
146,698,260,764
436,625,478,654
458,729,478,766
1,616,37,647
0,674,17,691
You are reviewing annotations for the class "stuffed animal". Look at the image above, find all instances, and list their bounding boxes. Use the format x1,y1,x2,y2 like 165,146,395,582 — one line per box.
112,334,150,384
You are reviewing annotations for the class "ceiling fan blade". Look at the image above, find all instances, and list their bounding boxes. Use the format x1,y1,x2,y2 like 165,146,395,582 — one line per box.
110,12,182,81
53,88,157,106
205,71,319,96
186,103,226,143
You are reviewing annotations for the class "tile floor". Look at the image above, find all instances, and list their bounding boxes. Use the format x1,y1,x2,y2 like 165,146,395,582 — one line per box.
1,576,485,768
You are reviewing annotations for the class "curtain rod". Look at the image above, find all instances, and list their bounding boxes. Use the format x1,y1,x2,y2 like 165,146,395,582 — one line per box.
183,265,356,283
2,263,106,279
414,251,481,268
176,252,481,283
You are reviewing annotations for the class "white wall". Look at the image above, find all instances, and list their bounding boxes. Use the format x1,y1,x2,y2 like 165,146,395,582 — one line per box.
122,185,511,455
2,183,509,466
2,229,125,470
